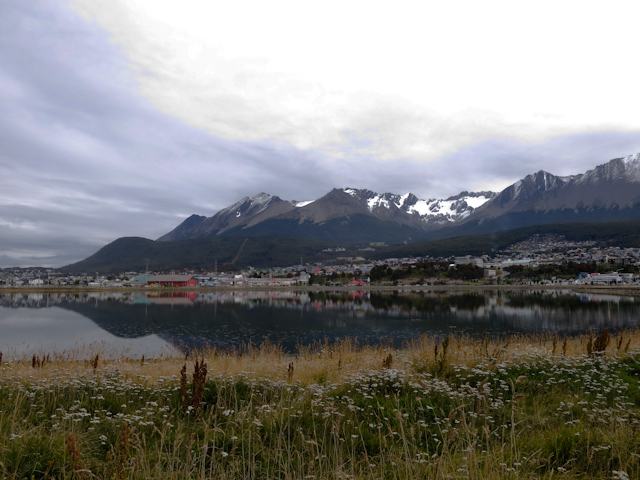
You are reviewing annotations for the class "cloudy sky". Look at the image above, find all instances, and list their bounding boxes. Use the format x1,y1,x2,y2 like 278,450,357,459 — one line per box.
2,0,640,268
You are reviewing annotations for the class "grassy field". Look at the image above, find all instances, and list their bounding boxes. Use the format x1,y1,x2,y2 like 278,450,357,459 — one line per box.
2,330,640,479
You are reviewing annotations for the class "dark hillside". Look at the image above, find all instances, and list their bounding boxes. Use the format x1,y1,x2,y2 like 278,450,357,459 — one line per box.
60,236,357,273
375,221,640,259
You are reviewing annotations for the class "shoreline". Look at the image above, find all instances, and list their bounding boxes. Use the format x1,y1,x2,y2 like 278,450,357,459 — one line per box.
3,284,640,296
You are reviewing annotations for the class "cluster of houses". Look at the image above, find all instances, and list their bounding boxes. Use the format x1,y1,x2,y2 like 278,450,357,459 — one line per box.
502,235,640,269
574,272,635,286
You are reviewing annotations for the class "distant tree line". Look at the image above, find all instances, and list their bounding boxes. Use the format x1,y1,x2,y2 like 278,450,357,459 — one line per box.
369,262,484,282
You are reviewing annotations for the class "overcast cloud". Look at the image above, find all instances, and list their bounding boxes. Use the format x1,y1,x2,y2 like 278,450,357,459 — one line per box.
1,1,640,267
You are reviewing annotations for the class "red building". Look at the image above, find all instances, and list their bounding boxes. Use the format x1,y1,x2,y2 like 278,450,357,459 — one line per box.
147,275,197,287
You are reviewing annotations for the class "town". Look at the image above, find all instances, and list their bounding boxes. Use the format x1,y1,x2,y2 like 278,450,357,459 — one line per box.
2,235,640,288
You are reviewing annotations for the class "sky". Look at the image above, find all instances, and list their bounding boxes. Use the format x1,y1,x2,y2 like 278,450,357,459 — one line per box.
1,0,640,268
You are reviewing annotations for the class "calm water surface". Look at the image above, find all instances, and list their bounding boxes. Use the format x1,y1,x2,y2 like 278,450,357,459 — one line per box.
1,290,638,357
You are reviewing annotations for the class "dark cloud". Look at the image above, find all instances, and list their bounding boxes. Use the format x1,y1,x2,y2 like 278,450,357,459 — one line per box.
1,1,639,268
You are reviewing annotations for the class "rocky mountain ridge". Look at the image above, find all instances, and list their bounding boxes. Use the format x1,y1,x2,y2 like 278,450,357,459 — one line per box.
466,153,640,227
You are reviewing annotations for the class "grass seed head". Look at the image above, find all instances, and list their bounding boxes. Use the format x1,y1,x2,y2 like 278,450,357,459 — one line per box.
66,433,85,478
382,353,393,369
593,329,611,354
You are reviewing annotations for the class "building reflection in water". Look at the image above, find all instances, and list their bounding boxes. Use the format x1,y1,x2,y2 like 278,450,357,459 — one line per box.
0,290,638,355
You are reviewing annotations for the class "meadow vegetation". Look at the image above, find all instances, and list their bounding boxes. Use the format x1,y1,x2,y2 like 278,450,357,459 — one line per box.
2,330,640,479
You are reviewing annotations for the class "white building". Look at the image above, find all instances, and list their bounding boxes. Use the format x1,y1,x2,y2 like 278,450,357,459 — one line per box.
455,255,484,268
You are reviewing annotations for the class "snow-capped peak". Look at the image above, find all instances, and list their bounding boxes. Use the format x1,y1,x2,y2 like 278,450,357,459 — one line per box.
573,152,640,184
250,192,272,205
337,187,495,224
219,192,274,217
396,193,412,208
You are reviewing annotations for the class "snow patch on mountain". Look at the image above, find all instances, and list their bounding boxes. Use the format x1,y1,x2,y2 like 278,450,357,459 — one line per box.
620,153,640,181
223,198,250,215
396,193,411,208
251,192,272,204
406,193,494,221
465,195,491,209
220,192,272,216
367,195,391,211
512,180,524,200
406,199,432,216
293,200,314,208
559,175,579,183
250,193,275,214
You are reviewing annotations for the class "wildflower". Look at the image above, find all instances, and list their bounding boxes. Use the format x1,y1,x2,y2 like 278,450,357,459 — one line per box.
612,471,629,480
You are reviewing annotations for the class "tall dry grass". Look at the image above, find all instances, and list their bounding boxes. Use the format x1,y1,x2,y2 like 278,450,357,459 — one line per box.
4,329,637,385
2,329,640,479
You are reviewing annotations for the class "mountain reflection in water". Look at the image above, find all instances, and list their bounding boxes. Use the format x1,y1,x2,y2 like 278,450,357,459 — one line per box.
0,290,638,355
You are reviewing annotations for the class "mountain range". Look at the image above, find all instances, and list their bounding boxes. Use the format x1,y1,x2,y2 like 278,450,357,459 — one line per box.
158,152,640,244
62,152,640,272
158,189,497,244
